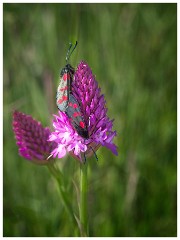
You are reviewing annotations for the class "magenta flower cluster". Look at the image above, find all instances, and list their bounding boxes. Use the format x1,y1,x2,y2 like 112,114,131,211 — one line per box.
13,61,117,163
13,111,56,164
49,111,88,159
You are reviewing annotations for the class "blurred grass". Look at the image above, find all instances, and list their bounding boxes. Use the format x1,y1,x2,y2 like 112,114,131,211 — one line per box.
3,3,177,237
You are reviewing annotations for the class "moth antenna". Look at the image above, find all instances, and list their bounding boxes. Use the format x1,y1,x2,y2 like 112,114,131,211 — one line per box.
66,41,78,63
66,42,72,63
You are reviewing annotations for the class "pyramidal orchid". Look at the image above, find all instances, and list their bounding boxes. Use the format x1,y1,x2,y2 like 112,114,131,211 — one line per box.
48,61,118,162
13,111,57,164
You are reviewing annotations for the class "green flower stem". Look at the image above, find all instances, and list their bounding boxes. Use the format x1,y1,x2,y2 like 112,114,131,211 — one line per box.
47,163,77,227
80,163,88,236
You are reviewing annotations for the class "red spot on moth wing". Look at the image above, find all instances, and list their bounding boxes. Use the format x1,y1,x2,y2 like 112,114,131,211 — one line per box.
60,86,68,91
73,112,81,118
58,95,68,104
73,104,78,108
79,121,85,129
63,73,70,81
69,103,78,108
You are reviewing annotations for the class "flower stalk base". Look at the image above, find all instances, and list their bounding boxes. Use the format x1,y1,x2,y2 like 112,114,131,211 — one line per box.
80,163,88,236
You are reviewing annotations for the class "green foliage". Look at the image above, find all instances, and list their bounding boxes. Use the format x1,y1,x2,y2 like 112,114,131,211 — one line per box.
3,3,177,237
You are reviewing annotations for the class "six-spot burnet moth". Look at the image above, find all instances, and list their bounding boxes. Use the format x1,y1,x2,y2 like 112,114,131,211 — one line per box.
56,40,88,140
56,41,77,112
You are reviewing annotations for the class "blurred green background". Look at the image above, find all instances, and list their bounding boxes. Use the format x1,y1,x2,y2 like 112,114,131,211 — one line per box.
3,3,177,237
